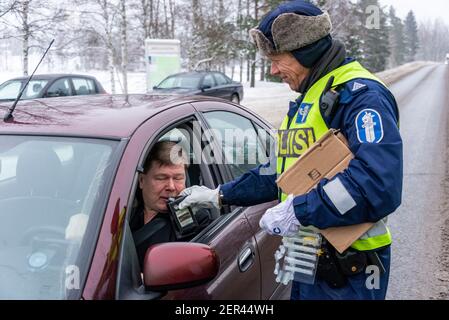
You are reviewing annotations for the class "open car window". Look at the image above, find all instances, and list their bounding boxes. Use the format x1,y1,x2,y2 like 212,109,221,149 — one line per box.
202,111,269,179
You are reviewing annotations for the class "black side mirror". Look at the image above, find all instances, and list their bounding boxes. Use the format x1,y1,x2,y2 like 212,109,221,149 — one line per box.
152,86,158,90
201,85,211,91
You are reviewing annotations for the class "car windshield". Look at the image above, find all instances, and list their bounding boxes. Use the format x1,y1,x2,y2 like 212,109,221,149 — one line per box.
0,79,49,100
0,136,120,299
156,74,202,89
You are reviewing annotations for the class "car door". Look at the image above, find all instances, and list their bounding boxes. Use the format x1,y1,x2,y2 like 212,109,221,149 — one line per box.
114,104,262,300
71,77,98,95
213,72,233,100
199,74,218,98
45,77,73,98
192,100,288,300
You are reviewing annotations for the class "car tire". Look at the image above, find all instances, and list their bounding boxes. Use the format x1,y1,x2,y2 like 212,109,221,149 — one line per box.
231,94,240,104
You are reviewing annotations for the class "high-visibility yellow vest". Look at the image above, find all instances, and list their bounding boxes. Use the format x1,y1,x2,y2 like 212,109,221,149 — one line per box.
277,61,392,251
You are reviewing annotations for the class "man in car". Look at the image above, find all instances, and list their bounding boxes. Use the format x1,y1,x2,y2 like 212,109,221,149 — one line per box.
178,0,402,300
130,141,211,269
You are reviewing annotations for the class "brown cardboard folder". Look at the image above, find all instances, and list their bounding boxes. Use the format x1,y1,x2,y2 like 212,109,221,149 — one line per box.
276,129,374,254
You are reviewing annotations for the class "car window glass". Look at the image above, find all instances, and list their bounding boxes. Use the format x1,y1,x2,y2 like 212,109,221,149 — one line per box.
0,80,48,100
157,75,201,89
0,136,119,299
214,73,229,86
254,123,275,165
24,80,49,99
46,78,71,97
72,78,96,95
202,111,268,178
0,81,21,100
202,75,215,88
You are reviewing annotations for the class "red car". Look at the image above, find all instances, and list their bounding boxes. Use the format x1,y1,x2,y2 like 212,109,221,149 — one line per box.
0,94,289,300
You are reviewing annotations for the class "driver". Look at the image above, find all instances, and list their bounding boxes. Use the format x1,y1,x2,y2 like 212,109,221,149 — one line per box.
130,141,211,269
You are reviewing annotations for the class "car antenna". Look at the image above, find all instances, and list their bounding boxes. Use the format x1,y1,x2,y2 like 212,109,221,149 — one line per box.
3,39,55,122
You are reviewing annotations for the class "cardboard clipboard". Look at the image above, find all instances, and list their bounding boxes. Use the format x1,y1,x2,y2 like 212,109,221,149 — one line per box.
276,129,374,253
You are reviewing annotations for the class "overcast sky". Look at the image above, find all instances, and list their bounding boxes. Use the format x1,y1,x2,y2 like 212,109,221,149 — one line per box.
379,0,449,24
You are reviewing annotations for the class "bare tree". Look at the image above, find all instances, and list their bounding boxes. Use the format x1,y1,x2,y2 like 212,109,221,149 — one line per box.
120,0,128,94
418,19,449,61
76,0,119,93
1,0,67,75
250,0,259,88
0,0,17,18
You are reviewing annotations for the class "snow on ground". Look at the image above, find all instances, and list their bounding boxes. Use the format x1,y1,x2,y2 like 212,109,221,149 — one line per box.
377,61,437,84
0,56,434,127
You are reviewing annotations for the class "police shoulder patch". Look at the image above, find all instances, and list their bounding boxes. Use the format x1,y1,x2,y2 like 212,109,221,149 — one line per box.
355,109,384,143
352,82,367,92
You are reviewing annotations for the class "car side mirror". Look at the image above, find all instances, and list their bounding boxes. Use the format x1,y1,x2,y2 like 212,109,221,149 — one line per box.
143,242,219,292
201,85,211,91
152,86,158,90
45,92,57,98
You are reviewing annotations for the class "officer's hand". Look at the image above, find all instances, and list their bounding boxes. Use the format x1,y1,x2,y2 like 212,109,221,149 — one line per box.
178,186,220,210
259,195,300,237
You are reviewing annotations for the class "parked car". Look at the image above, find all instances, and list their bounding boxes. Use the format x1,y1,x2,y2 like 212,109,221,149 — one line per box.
0,94,289,300
153,71,244,104
0,74,106,102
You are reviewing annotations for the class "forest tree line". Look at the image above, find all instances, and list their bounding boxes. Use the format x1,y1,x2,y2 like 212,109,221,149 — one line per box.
1,0,448,93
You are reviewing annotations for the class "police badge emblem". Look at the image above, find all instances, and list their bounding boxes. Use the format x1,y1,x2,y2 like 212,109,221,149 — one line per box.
296,103,313,124
356,109,384,143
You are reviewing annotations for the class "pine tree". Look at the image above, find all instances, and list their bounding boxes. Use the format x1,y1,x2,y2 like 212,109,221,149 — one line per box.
340,1,365,61
404,10,419,62
388,6,406,67
356,0,390,72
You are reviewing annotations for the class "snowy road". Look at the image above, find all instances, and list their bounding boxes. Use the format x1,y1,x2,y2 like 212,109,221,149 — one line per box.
386,64,449,300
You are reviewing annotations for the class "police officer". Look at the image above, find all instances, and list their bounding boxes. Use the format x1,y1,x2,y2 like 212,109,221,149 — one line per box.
179,0,403,300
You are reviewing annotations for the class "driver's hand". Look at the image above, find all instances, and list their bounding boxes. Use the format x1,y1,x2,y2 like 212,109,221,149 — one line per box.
65,213,89,242
178,186,220,210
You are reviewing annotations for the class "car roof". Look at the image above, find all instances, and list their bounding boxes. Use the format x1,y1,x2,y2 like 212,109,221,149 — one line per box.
0,94,223,139
6,74,98,81
169,71,225,77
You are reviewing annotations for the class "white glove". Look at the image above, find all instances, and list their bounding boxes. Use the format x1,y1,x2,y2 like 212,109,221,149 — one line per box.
259,195,300,237
178,186,220,210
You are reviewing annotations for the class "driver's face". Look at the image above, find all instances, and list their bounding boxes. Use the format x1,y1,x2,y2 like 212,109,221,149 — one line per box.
139,163,186,213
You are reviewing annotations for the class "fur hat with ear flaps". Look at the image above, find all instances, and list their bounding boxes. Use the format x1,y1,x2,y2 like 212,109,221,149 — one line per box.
250,1,333,68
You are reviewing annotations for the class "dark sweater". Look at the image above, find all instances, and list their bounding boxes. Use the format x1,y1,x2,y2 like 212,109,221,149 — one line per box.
130,208,212,269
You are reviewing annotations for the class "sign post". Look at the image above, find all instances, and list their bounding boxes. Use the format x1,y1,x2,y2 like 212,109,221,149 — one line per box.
145,39,181,92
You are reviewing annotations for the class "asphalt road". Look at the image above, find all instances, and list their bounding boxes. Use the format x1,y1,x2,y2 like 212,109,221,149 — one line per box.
245,64,449,300
386,64,449,300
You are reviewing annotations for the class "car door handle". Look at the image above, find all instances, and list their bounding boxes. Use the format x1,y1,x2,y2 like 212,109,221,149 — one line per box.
238,246,255,272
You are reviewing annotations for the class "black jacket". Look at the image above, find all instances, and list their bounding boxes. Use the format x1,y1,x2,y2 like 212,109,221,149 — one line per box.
130,208,212,269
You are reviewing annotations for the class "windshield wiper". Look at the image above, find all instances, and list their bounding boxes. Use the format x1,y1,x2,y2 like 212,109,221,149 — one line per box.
4,39,54,122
